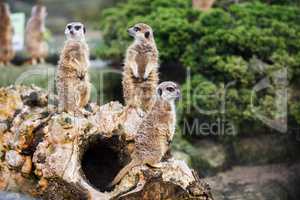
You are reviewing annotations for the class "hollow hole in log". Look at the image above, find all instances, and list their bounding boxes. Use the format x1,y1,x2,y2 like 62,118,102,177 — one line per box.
81,135,130,192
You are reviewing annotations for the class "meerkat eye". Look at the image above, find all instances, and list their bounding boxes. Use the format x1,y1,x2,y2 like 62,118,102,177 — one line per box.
158,88,163,96
74,25,81,31
144,31,150,38
67,25,72,30
166,87,175,92
134,27,141,32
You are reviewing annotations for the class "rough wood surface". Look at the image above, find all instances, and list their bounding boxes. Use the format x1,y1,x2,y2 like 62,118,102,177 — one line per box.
0,85,213,200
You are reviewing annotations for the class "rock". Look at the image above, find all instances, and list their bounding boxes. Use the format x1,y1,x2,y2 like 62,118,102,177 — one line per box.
0,192,37,200
188,140,227,176
0,121,8,134
233,134,300,165
0,86,213,200
21,156,32,175
172,151,193,167
88,101,124,137
5,150,25,168
0,87,23,121
205,163,300,200
211,181,290,200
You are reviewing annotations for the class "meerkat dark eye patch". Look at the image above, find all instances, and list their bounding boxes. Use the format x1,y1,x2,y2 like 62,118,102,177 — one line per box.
134,27,140,32
67,25,72,30
75,25,81,31
166,87,175,92
158,88,163,96
144,31,150,38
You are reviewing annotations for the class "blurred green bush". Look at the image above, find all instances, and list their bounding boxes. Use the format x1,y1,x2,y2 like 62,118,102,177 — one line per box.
98,0,300,136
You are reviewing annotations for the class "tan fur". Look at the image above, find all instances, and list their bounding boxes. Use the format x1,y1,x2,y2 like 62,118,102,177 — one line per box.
56,37,90,114
111,82,180,186
25,5,48,65
122,23,159,112
0,3,15,65
193,0,215,11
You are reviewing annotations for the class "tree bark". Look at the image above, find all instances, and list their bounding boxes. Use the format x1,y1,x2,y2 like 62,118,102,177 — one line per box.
0,86,213,200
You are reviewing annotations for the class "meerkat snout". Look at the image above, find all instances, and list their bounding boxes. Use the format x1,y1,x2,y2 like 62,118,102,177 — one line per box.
157,82,181,101
127,27,135,37
65,22,86,41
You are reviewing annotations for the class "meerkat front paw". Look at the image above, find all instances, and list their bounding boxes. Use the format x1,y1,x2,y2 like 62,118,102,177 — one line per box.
80,108,92,117
167,139,172,145
131,62,139,78
148,162,163,168
143,65,152,80
77,70,87,80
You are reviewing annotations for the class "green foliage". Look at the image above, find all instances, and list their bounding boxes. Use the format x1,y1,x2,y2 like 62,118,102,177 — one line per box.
290,102,300,124
98,0,199,62
215,0,300,7
99,1,300,135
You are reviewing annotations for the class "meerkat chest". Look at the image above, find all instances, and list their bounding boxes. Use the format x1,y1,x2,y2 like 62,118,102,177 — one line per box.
77,43,89,60
168,103,176,140
156,110,176,138
68,42,89,65
135,53,148,77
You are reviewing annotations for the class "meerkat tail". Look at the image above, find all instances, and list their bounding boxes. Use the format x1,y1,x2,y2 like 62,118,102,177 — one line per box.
110,160,140,186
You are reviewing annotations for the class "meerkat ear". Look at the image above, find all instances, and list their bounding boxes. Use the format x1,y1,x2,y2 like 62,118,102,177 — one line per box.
144,31,150,38
158,88,162,96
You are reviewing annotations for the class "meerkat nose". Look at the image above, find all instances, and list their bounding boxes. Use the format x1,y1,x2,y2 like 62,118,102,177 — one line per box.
70,30,74,35
176,91,181,100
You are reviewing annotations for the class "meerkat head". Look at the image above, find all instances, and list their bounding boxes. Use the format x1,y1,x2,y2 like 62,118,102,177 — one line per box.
65,22,86,41
127,23,154,44
31,5,47,19
0,3,10,16
157,81,181,102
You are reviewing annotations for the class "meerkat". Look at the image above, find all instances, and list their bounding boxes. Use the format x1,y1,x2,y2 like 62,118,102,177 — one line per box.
111,81,180,186
25,4,48,65
56,22,90,115
0,3,15,66
122,23,159,112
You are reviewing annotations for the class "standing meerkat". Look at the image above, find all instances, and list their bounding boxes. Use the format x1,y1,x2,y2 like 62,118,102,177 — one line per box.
25,4,48,65
56,22,90,115
0,3,15,66
111,81,180,186
122,23,159,112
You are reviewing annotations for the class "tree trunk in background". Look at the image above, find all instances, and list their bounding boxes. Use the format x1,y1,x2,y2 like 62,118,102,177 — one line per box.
0,86,214,200
192,0,215,11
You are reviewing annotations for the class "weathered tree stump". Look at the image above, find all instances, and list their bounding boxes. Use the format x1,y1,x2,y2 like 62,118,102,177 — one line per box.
0,85,213,200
